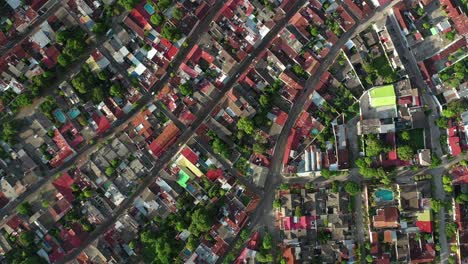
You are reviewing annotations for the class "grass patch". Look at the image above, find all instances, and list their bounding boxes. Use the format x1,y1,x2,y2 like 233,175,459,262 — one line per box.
373,56,397,81
397,128,425,150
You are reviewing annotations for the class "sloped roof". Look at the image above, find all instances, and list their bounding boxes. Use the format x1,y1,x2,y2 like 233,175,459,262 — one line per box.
52,172,75,203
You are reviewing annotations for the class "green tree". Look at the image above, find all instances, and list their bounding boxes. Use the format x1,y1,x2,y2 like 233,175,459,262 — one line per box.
161,24,181,42
240,229,251,241
237,117,254,134
91,22,108,35
110,84,125,97
189,207,215,236
430,155,441,168
157,0,172,10
422,22,430,29
253,142,266,154
397,145,414,161
262,233,273,250
331,181,339,193
257,252,273,263
365,134,389,156
455,193,468,204
446,222,458,238
344,181,361,196
83,189,94,198
435,117,448,128
212,137,229,157
117,0,140,10
150,13,164,26
57,53,71,67
56,30,70,44
273,199,281,208
18,232,34,246
400,131,410,141
446,31,456,41
310,26,319,37
12,93,32,108
1,121,18,144
431,199,443,212
17,202,32,216
41,200,50,208
366,255,373,263
105,167,115,176
417,7,424,16
91,87,105,103
173,7,184,20
294,206,302,217
129,240,136,249
186,236,198,251
259,95,270,109
179,83,193,96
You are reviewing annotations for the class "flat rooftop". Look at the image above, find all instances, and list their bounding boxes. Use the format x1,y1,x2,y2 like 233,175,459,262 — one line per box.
369,85,396,108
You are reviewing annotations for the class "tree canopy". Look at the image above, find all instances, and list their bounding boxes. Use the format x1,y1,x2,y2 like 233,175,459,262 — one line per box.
161,24,181,42
237,117,254,135
118,0,140,10
397,145,414,161
0,121,18,144
344,181,361,196
365,134,390,156
179,83,193,96
150,13,164,26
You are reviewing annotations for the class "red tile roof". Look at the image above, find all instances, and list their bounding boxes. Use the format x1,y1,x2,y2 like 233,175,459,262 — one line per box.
206,168,223,181
50,129,75,168
149,123,180,157
393,5,408,31
92,113,111,135
30,0,48,11
343,0,365,19
276,111,288,126
181,147,199,164
373,207,399,228
166,46,179,60
123,16,145,38
283,216,314,230
0,192,9,209
52,172,75,203
416,220,433,233
448,136,462,156
283,128,296,165
0,32,6,46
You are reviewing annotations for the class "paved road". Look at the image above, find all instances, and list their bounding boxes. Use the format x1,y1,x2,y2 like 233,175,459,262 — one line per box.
57,0,311,262
386,11,443,158
0,0,226,230
256,0,404,227
0,0,62,54
387,12,450,262
218,1,405,263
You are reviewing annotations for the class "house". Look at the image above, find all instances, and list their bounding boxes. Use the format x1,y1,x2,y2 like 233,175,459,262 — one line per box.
373,207,400,228
52,172,75,203
148,122,180,158
417,149,431,166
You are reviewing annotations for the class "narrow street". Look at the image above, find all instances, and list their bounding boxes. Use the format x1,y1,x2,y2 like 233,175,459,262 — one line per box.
56,0,310,262
386,12,443,157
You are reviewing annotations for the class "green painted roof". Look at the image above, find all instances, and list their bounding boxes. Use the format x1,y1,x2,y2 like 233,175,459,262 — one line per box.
177,170,190,188
430,27,438,35
369,85,396,107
